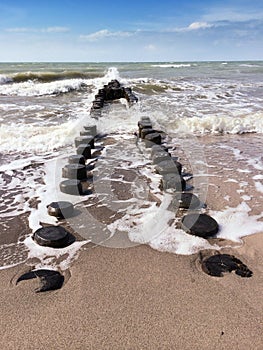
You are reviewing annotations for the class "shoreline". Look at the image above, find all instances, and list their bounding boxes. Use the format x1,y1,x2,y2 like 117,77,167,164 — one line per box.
0,60,263,349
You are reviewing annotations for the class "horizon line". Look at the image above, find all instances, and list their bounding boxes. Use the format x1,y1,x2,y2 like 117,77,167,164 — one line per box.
0,59,263,64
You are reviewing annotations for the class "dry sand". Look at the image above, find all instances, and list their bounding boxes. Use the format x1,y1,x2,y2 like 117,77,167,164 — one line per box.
0,133,262,350
0,238,262,350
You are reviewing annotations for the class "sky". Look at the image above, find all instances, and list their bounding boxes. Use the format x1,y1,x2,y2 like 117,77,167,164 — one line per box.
0,0,262,62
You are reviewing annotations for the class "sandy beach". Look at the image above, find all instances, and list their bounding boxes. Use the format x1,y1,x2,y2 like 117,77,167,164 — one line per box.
1,5,263,345
0,234,262,350
0,2,262,344
0,132,262,350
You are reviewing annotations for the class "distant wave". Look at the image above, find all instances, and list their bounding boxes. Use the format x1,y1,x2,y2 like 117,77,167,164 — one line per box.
239,64,261,68
0,71,103,85
151,64,192,68
0,66,123,96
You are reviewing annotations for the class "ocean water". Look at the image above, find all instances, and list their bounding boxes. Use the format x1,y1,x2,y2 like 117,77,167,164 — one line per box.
0,61,263,270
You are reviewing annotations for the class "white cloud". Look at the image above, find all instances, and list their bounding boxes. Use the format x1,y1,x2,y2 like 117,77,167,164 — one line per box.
171,21,214,32
80,29,134,41
202,9,263,22
5,26,70,33
144,44,156,50
187,22,213,30
43,27,70,33
5,27,32,32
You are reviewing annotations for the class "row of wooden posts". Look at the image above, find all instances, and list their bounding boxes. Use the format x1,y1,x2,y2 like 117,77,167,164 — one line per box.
24,80,252,292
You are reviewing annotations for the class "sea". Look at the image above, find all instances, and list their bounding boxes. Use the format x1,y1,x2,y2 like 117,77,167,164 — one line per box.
0,61,263,271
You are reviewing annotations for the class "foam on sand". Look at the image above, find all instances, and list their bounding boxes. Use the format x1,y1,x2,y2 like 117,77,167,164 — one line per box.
211,202,263,242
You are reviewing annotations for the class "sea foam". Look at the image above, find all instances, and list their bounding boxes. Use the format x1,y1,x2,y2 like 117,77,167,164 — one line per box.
176,112,263,134
0,64,263,270
0,74,13,84
0,78,88,96
211,202,263,242
0,117,88,152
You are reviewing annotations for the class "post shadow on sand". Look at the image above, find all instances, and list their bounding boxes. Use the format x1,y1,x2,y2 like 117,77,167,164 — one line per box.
201,254,253,278
16,269,64,293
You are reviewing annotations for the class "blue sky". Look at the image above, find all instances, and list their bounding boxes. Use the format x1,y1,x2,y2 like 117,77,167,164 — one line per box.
0,0,262,61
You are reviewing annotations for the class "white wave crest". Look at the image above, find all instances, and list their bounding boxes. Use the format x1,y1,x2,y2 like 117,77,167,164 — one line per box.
170,112,263,135
151,64,192,68
0,67,124,96
239,64,261,68
0,78,87,96
0,74,13,84
0,116,92,152
104,67,120,81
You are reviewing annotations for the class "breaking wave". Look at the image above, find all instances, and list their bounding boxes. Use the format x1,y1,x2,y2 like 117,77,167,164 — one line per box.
0,70,103,84
169,112,263,135
0,78,89,96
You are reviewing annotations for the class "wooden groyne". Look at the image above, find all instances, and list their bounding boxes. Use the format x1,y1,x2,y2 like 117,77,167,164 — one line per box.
21,79,253,292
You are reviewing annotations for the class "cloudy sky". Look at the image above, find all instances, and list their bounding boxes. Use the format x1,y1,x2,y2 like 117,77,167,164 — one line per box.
0,0,262,61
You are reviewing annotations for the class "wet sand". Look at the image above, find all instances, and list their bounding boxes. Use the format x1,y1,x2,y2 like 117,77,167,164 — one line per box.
0,133,263,349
